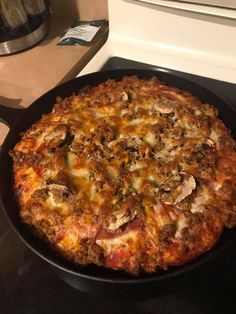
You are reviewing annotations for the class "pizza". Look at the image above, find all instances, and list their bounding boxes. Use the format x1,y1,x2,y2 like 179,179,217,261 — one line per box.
10,75,236,274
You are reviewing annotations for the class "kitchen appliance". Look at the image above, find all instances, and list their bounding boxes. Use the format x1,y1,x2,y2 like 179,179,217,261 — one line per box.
0,0,49,55
179,0,236,9
79,0,236,82
0,0,236,312
135,0,236,18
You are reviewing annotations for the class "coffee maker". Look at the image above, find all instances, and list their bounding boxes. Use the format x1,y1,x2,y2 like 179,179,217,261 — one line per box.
0,0,50,55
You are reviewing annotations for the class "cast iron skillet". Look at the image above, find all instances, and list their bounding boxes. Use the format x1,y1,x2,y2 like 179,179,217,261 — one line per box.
0,69,236,297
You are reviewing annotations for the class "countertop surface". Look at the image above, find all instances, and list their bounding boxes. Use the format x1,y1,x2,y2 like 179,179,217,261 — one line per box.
0,17,108,109
0,2,108,145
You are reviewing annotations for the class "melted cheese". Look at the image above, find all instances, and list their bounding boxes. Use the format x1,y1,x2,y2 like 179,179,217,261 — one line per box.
72,167,90,178
175,214,187,238
144,132,157,146
132,177,143,191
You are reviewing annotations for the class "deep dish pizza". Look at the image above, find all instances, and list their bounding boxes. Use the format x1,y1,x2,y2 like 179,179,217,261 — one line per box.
10,75,236,274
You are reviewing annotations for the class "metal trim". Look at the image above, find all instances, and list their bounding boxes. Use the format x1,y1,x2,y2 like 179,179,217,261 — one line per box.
173,0,236,10
134,0,236,19
0,21,48,56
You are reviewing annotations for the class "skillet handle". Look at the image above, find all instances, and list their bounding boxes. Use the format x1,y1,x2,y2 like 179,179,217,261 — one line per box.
0,105,25,128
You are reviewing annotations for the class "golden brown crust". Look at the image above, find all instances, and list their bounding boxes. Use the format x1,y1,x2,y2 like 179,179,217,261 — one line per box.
11,75,236,274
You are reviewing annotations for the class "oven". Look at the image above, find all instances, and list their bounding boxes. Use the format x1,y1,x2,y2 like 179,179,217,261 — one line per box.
0,0,236,313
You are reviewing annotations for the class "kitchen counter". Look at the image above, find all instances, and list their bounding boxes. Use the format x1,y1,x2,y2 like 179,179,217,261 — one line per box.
0,17,108,109
0,4,108,145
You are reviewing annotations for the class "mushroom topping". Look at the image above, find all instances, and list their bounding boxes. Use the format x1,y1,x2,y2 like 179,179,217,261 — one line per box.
47,183,73,203
42,124,68,147
107,207,138,231
31,188,49,201
106,196,140,231
154,98,174,114
121,92,128,102
174,174,196,204
161,173,196,205
126,137,143,147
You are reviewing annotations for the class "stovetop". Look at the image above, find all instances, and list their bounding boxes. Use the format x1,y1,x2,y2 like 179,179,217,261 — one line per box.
1,57,236,314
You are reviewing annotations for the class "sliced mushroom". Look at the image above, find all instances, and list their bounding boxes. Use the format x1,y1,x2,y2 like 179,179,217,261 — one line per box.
106,196,140,231
174,174,196,204
31,188,49,201
121,92,128,102
209,129,219,149
107,208,138,231
47,183,73,203
154,99,174,114
127,137,143,146
162,173,196,205
42,124,68,147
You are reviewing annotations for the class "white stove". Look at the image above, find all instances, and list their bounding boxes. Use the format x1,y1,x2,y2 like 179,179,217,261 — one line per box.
79,0,236,84
1,2,236,312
